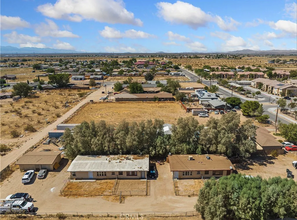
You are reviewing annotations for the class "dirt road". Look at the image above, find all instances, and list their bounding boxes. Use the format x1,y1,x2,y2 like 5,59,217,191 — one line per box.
0,86,112,172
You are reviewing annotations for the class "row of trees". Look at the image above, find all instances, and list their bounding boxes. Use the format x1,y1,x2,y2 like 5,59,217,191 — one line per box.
196,174,297,220
62,113,257,160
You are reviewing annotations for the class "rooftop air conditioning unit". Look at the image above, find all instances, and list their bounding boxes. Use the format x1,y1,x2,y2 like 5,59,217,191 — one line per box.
188,156,194,161
206,156,210,160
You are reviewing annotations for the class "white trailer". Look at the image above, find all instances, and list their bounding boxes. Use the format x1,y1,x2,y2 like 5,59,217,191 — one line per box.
0,199,34,214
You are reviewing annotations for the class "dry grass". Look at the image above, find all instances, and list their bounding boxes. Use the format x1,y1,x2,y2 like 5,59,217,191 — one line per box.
175,180,204,196
61,180,115,197
0,68,45,82
171,56,297,69
0,89,90,139
66,102,187,125
116,180,147,195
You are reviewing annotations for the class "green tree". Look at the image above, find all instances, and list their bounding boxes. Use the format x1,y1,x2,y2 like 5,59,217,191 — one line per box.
288,102,297,112
173,65,179,70
12,82,32,97
289,69,297,77
241,101,262,117
277,98,286,108
257,82,263,89
208,85,219,93
89,79,96,87
266,71,273,78
46,68,55,73
114,82,123,92
48,74,69,88
225,97,242,107
175,91,186,101
255,91,261,95
279,123,297,142
185,65,192,71
129,82,144,93
0,79,6,85
32,64,41,70
118,69,124,75
145,72,154,81
220,79,228,86
256,114,269,123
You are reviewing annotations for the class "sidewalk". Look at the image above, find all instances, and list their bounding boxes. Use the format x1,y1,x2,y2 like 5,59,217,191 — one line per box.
217,85,257,101
0,86,110,172
267,108,297,124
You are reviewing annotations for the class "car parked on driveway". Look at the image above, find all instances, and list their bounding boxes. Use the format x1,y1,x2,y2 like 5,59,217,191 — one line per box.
5,193,32,201
37,169,48,179
198,113,209,117
214,110,219,114
231,109,237,112
285,145,297,151
220,110,225,114
282,142,294,147
22,170,35,184
286,169,294,178
293,161,297,169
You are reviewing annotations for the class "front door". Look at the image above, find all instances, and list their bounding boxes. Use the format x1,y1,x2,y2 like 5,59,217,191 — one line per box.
173,172,179,179
88,172,93,179
141,171,145,179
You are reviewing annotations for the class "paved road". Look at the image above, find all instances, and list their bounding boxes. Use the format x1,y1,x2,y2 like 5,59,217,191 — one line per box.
0,85,113,172
180,67,296,125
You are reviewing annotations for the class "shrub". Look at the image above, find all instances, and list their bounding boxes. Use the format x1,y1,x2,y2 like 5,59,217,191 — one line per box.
0,144,10,152
25,100,33,103
56,113,61,117
32,109,36,113
11,130,20,138
37,112,42,115
56,213,67,219
78,92,87,98
24,124,37,132
271,150,278,157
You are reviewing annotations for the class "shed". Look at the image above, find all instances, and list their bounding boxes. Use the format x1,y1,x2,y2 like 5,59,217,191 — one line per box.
48,130,65,138
16,152,62,171
57,124,79,130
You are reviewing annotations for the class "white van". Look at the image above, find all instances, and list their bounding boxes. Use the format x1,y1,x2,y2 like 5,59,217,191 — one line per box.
22,170,35,184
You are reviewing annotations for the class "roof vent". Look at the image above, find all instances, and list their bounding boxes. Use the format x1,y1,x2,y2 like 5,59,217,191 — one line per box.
206,156,210,160
188,156,194,161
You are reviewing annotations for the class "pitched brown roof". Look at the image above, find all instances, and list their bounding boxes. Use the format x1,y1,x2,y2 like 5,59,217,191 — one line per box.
169,155,233,171
16,152,61,165
255,127,282,147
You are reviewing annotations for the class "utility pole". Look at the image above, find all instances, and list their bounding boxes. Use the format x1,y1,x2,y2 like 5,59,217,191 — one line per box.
275,105,279,133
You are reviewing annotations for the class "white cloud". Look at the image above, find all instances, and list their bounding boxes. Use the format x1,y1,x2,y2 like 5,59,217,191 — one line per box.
99,26,156,39
186,41,207,51
254,32,285,40
19,43,47,48
245,19,265,27
37,0,142,26
210,31,230,40
163,41,180,46
156,1,239,31
193,35,205,40
0,15,30,30
269,20,297,36
264,40,274,48
285,2,297,19
104,46,137,53
53,40,75,50
215,16,240,31
35,19,79,38
167,31,191,42
3,31,42,44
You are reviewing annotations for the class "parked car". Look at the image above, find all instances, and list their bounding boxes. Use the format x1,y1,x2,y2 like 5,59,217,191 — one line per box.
37,169,48,179
231,109,237,112
284,96,291,100
198,113,209,117
220,110,225,114
286,169,294,178
5,193,31,201
282,142,294,147
234,106,240,109
102,91,105,94
148,165,156,179
285,145,297,151
22,170,35,184
292,161,297,169
214,110,219,115
0,200,34,214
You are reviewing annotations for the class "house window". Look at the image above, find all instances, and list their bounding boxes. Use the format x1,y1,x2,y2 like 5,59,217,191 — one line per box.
127,171,137,176
97,172,106,176
72,172,76,177
197,171,201,175
119,171,123,175
213,170,223,175
204,171,209,175
112,172,115,175
182,171,192,176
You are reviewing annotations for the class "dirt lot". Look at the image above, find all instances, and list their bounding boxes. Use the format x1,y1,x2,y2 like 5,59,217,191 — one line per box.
174,180,204,196
0,68,44,82
61,180,115,197
171,56,297,69
116,180,148,196
0,89,90,140
236,153,297,180
105,76,189,82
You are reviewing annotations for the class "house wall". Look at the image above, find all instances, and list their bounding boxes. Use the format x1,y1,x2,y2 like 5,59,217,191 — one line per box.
175,170,230,179
69,171,147,180
263,146,284,155
19,164,54,171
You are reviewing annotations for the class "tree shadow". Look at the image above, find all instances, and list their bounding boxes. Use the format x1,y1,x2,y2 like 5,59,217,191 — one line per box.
235,154,276,171
52,158,69,172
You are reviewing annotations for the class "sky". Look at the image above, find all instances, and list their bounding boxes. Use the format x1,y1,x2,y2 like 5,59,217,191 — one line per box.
1,0,296,53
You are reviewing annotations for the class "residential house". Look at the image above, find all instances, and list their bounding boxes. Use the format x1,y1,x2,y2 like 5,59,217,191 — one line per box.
210,72,234,78
1,75,17,80
253,127,284,155
67,155,149,179
237,72,264,79
16,152,62,171
195,89,218,104
0,92,12,99
207,100,231,110
90,75,103,80
169,154,233,179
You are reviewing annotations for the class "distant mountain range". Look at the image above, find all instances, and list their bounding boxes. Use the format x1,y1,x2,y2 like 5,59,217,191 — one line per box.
0,46,77,54
1,46,296,55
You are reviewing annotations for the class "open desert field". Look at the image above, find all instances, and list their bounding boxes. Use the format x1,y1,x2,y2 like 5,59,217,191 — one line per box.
0,67,44,82
171,56,297,69
0,89,91,141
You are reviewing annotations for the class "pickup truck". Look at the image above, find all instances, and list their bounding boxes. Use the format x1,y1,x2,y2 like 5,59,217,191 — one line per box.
5,193,32,201
0,200,34,214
